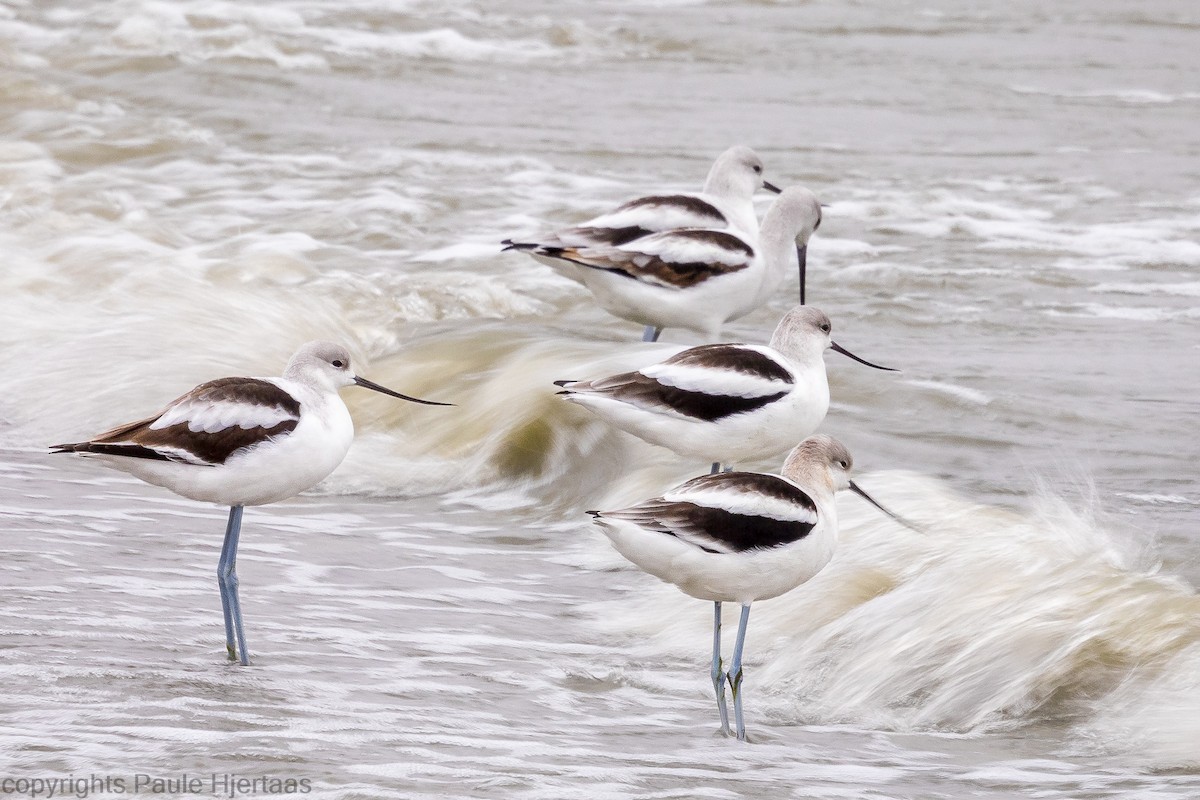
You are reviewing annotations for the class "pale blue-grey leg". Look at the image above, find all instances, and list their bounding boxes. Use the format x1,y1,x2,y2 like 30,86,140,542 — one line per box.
711,601,731,735
216,505,250,666
641,325,662,342
728,603,752,741
709,462,721,475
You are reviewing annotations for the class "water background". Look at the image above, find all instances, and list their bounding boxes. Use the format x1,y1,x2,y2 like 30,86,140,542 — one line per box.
1,1,1198,797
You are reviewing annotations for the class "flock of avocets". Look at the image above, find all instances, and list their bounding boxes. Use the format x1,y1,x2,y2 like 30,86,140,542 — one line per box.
52,145,920,741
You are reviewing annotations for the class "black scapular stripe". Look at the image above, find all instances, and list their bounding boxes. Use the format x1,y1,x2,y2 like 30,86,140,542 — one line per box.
667,504,815,552
651,385,788,421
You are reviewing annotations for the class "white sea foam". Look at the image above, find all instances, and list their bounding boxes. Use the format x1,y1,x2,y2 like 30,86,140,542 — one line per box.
1,0,1198,793
905,379,992,407
1116,493,1193,506
1092,281,1200,298
67,0,570,68
1009,85,1200,105
587,471,1200,766
828,186,1200,274
1044,303,1200,322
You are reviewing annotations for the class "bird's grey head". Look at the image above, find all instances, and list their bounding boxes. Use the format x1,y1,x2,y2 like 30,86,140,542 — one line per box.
769,305,834,358
793,434,914,529
285,341,356,388
768,186,822,245
784,434,855,492
811,434,854,473
704,145,771,198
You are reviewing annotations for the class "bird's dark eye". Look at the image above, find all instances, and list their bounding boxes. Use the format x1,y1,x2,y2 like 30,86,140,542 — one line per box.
820,323,831,333
331,360,345,368
838,460,849,469
752,165,762,174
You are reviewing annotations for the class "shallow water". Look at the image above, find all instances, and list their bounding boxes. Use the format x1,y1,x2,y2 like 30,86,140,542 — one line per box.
1,0,1198,796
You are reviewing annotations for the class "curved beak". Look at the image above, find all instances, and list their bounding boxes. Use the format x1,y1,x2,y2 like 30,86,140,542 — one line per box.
830,341,898,372
763,180,783,194
850,480,921,532
353,376,454,406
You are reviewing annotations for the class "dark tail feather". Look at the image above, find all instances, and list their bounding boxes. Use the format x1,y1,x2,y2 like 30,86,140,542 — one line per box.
50,441,178,463
501,239,539,252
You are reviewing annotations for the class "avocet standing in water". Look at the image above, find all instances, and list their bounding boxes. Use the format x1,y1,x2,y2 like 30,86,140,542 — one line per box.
589,435,909,740
503,146,788,341
512,186,821,343
555,306,895,473
51,341,452,666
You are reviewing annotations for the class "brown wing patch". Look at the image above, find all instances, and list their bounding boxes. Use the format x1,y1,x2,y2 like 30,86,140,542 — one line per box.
127,419,299,464
615,195,729,227
568,225,655,247
663,344,794,383
570,230,754,288
177,378,302,418
51,377,302,464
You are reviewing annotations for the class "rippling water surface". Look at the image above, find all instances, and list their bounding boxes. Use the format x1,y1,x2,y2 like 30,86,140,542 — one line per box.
2,0,1198,797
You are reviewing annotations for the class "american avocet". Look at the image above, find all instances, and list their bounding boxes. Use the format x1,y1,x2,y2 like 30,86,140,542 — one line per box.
589,434,906,740
555,306,894,473
512,186,821,343
503,146,784,342
51,341,451,666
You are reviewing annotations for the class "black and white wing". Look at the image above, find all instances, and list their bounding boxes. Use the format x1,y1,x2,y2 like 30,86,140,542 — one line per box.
531,227,755,290
559,343,793,422
502,192,733,253
52,377,302,466
595,471,819,553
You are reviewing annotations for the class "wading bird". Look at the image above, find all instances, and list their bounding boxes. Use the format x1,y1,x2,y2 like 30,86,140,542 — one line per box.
52,341,451,665
589,435,910,740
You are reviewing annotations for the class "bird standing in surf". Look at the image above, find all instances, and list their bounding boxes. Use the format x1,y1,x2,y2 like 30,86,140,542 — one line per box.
555,306,895,474
503,145,791,342
589,434,904,740
51,341,451,666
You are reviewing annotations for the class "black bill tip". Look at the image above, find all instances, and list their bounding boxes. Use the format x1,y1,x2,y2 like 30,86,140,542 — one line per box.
763,180,783,194
850,480,922,533
830,341,899,372
353,376,454,406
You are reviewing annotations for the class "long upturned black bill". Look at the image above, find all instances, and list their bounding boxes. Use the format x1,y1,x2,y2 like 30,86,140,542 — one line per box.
763,180,783,194
354,376,454,406
850,481,922,532
797,244,807,305
830,341,898,372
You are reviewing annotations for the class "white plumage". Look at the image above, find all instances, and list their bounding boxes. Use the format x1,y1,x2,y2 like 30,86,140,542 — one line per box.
527,187,822,341
591,434,898,740
504,144,778,263
556,305,896,470
503,147,801,341
51,341,450,665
